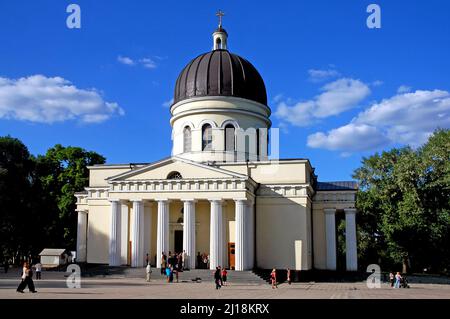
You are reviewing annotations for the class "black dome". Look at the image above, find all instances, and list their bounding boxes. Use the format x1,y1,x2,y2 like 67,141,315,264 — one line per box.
174,49,267,106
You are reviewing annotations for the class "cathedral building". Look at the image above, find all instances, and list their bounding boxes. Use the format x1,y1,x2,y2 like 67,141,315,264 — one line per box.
75,18,358,272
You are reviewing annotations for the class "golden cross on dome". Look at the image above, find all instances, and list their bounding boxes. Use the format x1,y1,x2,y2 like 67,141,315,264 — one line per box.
216,10,225,27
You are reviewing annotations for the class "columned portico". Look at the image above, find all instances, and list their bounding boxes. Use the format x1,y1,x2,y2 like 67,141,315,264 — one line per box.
76,210,88,263
324,208,337,270
156,199,170,268
345,209,358,271
109,199,122,266
183,200,196,269
131,200,144,267
209,199,223,269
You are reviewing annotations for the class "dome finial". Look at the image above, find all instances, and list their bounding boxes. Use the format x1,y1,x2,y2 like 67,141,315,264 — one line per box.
216,10,225,28
213,10,228,50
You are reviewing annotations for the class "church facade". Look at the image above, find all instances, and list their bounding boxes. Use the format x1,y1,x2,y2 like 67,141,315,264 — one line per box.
75,21,358,272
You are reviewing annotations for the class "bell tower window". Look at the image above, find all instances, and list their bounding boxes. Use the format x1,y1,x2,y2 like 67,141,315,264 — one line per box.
183,126,191,153
225,124,236,151
202,124,213,151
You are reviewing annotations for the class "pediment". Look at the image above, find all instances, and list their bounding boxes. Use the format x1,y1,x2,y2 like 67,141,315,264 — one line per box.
107,156,246,181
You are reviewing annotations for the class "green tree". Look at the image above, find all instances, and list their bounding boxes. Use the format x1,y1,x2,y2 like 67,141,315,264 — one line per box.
35,145,105,249
354,129,450,274
0,136,36,262
0,137,105,263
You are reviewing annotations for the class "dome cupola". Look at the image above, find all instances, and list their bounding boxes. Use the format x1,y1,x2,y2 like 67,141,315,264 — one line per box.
170,11,271,163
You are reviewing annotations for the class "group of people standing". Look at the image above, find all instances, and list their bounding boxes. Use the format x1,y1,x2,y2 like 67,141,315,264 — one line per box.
213,266,228,289
196,252,210,269
389,272,409,288
160,251,187,283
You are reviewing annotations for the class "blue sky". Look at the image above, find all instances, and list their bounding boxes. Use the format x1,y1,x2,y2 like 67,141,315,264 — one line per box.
1,0,449,181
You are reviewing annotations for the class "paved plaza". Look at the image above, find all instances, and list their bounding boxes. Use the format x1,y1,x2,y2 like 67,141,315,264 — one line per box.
1,269,449,299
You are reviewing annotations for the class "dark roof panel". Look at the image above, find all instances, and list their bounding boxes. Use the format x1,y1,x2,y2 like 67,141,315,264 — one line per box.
173,49,268,106
316,181,358,191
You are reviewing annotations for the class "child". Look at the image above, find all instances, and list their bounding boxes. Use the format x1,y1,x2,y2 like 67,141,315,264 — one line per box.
221,268,228,286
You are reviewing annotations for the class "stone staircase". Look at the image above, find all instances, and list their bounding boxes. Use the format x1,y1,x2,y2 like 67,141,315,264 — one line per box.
83,265,266,284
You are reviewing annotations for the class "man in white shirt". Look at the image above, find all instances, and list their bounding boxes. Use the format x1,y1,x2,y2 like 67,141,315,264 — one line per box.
145,263,152,282
34,262,42,280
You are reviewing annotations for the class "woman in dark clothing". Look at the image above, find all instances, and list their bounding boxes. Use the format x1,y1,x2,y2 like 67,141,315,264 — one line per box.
16,262,37,293
214,267,222,290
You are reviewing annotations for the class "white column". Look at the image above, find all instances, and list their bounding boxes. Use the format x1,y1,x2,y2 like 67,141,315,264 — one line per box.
235,199,247,271
209,199,223,270
143,203,153,265
247,201,255,270
345,209,358,271
131,200,144,267
156,200,169,268
120,203,129,265
76,210,88,263
109,200,121,266
324,208,337,270
183,200,196,270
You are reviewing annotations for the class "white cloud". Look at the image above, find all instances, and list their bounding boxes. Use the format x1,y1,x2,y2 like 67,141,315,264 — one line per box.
307,123,389,152
272,94,284,103
0,75,124,124
162,98,174,108
307,90,450,152
117,55,135,66
397,85,412,94
314,78,371,117
118,55,158,69
275,78,371,126
308,69,340,82
140,58,157,69
371,80,384,87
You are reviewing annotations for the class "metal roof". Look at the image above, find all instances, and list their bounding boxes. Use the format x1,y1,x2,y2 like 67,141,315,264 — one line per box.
316,181,358,191
174,49,268,106
39,249,69,256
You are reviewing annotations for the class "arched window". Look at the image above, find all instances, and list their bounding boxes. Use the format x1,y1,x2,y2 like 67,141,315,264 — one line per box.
167,171,182,179
202,124,213,151
225,124,235,152
183,126,191,153
216,38,222,49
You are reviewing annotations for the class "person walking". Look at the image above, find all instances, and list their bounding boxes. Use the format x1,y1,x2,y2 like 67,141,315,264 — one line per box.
146,263,152,282
145,253,149,266
214,267,222,290
16,262,37,293
270,268,278,289
286,268,291,285
394,272,402,288
221,267,228,286
34,262,42,280
165,266,171,283
389,272,395,287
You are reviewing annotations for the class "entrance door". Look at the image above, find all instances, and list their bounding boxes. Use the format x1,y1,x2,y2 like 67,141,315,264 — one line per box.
228,243,235,270
174,230,183,254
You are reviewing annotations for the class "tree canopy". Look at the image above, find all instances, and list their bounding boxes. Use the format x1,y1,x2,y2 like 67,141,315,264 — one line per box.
354,129,450,274
0,136,105,264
